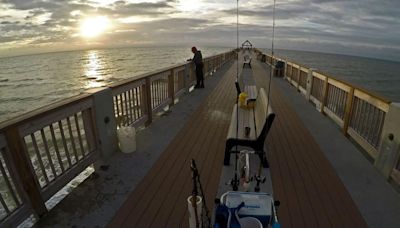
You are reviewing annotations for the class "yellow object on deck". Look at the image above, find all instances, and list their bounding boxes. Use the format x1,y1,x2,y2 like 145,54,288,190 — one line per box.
239,92,248,108
239,92,255,109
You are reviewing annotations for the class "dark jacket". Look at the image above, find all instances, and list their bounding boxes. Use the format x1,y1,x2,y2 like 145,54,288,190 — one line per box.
192,50,203,66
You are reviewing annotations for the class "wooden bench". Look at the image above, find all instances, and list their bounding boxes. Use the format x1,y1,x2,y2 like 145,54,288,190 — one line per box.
224,88,275,167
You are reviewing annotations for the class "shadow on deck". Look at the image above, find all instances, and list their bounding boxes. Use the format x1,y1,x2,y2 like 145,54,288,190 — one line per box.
108,56,368,227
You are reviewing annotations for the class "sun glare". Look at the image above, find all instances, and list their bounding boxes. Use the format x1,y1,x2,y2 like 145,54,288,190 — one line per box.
177,0,200,12
80,16,110,38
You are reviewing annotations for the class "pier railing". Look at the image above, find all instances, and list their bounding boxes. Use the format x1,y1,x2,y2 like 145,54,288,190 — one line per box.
0,50,235,226
256,50,400,185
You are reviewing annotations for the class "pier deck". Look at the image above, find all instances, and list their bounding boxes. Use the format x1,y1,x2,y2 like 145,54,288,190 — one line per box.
108,56,368,227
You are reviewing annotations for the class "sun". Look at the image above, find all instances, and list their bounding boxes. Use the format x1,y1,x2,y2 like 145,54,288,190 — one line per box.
80,16,110,38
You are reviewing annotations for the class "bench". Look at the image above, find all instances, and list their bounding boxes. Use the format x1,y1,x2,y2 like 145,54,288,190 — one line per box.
244,85,257,103
224,88,275,167
243,55,252,68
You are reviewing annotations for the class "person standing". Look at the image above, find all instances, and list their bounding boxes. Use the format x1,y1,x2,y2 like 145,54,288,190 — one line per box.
190,46,204,88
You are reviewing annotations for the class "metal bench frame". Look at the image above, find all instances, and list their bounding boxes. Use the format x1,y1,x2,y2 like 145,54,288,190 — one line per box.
224,88,275,167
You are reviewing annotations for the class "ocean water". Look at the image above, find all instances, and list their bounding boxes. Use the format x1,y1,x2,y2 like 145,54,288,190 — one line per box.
1,47,399,124
273,49,400,101
0,47,231,123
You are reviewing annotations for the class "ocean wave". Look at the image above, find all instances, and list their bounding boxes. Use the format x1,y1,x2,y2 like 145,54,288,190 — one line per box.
0,66,17,71
0,96,41,103
0,110,11,116
84,76,97,80
115,58,127,62
0,79,9,82
8,82,53,89
13,78,45,82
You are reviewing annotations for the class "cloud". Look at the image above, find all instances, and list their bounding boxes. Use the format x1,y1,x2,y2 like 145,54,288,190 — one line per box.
0,0,399,60
2,0,62,11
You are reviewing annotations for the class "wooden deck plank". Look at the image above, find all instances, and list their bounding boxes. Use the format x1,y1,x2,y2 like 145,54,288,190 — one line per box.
273,118,321,228
109,54,367,228
252,66,320,228
266,132,293,227
160,67,237,227
162,66,237,227
259,71,338,227
136,116,215,227
281,102,367,227
108,100,205,227
109,62,236,227
166,65,237,228
127,109,216,226
255,67,348,227
179,122,230,227
267,123,309,228
153,81,234,227
272,97,344,227
271,108,334,227
271,85,361,227
167,122,227,228
252,59,367,227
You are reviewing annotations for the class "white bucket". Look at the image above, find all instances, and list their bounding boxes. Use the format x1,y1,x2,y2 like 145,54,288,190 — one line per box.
239,217,263,228
117,126,136,153
187,195,202,228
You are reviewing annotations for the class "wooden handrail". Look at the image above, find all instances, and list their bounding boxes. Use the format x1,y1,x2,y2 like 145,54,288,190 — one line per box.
0,94,93,130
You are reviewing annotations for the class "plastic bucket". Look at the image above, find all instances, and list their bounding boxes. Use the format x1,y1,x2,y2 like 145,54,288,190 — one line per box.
117,126,136,153
187,195,202,228
239,217,263,228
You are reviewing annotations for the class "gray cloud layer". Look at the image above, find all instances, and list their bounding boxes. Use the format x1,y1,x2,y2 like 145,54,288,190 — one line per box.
0,0,399,60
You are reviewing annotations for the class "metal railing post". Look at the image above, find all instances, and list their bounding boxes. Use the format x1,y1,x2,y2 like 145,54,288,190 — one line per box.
290,64,294,84
306,68,315,100
168,69,175,108
375,103,400,179
342,87,355,135
321,77,329,114
297,67,301,91
87,88,117,159
184,63,191,93
144,78,153,126
283,61,288,80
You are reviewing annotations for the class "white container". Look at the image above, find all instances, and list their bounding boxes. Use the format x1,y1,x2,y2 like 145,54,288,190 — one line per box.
187,195,202,228
239,217,263,228
117,126,136,153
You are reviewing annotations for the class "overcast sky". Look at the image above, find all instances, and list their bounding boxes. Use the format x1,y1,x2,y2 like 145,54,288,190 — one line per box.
0,0,399,60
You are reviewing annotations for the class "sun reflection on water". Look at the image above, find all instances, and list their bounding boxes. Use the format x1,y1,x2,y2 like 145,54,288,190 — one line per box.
84,50,106,89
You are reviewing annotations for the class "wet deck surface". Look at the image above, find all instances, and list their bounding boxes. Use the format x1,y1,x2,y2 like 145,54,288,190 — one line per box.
109,54,368,227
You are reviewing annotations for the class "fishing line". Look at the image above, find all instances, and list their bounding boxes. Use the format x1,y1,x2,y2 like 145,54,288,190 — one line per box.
254,0,277,192
267,0,276,107
233,0,240,191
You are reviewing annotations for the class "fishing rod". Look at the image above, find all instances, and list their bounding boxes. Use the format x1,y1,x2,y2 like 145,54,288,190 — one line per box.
268,0,276,103
190,160,200,228
231,0,240,192
254,0,277,193
191,159,211,228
